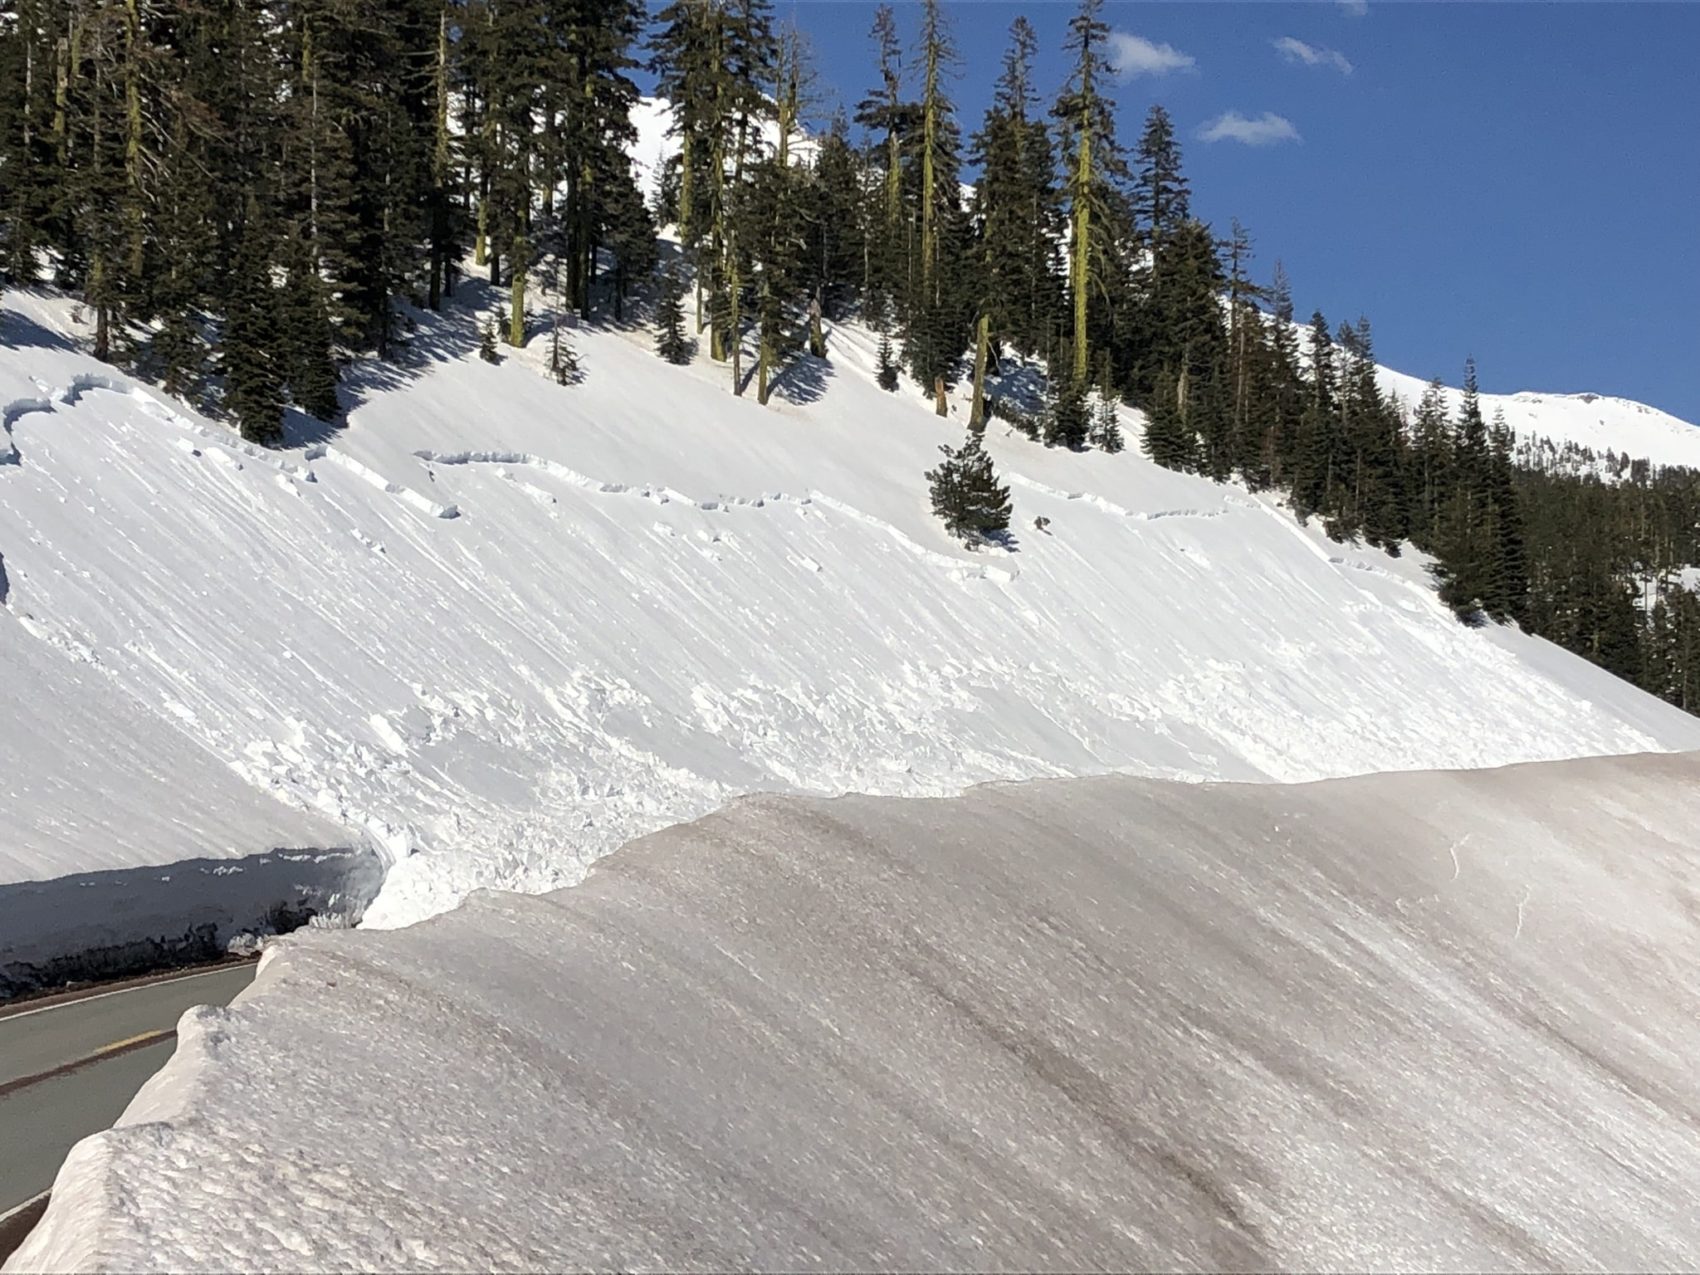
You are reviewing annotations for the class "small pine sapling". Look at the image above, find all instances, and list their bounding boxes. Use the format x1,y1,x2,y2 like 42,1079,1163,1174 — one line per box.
926,430,1013,546
655,264,692,365
1091,378,1124,454
549,319,579,384
479,319,503,364
876,329,900,392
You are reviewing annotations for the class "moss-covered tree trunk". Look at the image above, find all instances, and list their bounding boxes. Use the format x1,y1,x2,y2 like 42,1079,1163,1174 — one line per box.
1070,118,1091,386
969,312,990,430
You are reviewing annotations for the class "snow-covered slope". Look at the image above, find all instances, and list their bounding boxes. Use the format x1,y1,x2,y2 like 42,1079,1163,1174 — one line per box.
3,282,1699,948
15,751,1700,1272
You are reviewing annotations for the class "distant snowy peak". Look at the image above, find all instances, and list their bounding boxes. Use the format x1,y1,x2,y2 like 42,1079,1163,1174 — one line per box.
1375,365,1700,470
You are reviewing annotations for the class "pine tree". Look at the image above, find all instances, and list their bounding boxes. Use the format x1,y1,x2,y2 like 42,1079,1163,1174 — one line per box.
1223,219,1269,478
1045,370,1090,450
801,111,864,325
426,4,460,310
926,429,1012,545
650,0,717,277
1121,104,1200,403
1432,357,1497,617
149,116,214,400
1406,376,1453,547
655,261,692,364
479,318,502,364
904,0,970,416
1053,0,1124,387
1133,104,1189,259
222,212,284,446
1091,357,1124,453
1257,261,1306,487
548,315,578,385
1142,369,1194,470
748,23,810,405
0,0,59,284
969,17,1059,363
1291,311,1341,519
854,4,908,316
279,228,340,421
1484,407,1529,622
876,327,900,392
1335,316,1405,549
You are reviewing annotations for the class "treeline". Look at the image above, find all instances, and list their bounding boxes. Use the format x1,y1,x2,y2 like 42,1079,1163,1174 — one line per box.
1517,442,1700,711
2,0,1698,716
0,0,654,443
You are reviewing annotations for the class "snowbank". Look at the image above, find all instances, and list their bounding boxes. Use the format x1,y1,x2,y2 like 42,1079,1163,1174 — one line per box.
14,751,1700,1271
3,285,1700,944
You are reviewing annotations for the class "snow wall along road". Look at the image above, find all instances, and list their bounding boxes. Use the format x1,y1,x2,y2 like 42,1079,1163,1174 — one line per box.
13,750,1700,1272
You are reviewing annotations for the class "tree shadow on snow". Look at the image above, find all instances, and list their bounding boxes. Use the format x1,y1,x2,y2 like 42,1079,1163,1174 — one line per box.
281,403,347,449
0,549,9,607
984,361,1050,417
0,297,78,355
770,347,833,406
349,270,636,403
347,287,490,399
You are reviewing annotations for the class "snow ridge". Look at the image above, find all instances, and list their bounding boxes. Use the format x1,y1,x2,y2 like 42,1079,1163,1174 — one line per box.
17,753,1700,1271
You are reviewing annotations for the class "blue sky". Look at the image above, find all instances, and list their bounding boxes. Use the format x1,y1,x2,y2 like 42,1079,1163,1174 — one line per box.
667,2,1700,422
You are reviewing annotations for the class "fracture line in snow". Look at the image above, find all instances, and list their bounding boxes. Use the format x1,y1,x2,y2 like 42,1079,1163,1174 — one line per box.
1007,472,1249,524
1448,833,1470,882
0,374,126,467
415,450,1019,584
0,396,54,465
3,374,454,527
807,493,1019,584
312,446,460,520
5,374,272,476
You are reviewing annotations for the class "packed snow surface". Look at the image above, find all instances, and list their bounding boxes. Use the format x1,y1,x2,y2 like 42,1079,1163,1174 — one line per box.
14,751,1700,1272
3,284,1700,941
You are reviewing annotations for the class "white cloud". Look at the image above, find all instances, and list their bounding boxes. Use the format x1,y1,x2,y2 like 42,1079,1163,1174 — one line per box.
1273,36,1353,75
1105,32,1197,83
1199,111,1302,146
1339,0,1369,15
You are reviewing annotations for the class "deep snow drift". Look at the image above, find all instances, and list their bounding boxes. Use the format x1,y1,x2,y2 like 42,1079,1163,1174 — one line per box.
3,283,1700,948
14,751,1700,1272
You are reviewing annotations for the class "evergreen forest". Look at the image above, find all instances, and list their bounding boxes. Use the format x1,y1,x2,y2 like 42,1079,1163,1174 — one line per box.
2,0,1698,713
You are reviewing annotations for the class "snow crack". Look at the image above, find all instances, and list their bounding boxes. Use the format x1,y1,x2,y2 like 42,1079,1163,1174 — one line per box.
415,450,1018,584
1007,473,1245,523
312,446,460,519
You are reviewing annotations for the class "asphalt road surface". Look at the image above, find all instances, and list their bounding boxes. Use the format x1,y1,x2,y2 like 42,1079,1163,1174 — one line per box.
0,964,254,1259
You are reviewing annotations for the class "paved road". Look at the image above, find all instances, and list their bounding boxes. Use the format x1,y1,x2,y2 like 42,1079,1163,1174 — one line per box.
0,964,255,1244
